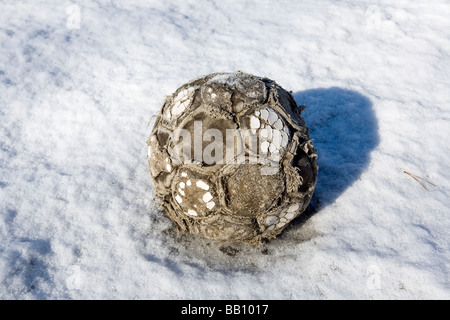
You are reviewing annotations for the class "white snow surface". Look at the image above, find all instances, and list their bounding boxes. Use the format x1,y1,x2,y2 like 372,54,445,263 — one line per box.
1,0,449,299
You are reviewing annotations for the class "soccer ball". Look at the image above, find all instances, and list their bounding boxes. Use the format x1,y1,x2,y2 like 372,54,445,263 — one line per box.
147,71,317,245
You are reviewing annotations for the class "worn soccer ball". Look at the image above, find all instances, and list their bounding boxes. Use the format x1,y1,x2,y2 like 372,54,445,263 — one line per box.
147,71,317,245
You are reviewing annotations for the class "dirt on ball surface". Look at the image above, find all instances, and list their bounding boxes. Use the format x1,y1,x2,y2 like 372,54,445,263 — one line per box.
147,71,318,245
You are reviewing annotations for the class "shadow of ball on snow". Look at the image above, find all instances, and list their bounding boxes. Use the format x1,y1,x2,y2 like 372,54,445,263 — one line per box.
292,87,379,216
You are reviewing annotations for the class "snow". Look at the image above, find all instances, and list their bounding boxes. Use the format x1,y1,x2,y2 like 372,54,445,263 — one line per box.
1,0,449,299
